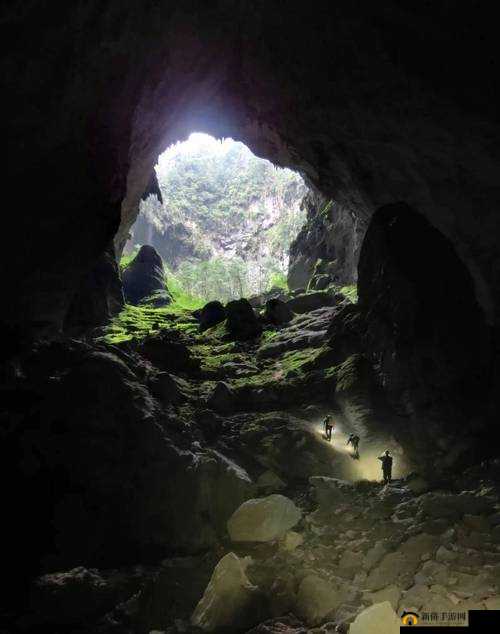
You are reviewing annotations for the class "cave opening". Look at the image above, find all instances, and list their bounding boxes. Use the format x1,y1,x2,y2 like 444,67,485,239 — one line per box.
123,132,310,308
4,3,500,631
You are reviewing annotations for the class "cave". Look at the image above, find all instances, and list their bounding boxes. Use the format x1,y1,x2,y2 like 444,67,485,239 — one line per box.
3,2,500,632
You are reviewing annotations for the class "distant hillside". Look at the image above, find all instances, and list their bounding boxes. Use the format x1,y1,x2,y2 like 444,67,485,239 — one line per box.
127,134,307,300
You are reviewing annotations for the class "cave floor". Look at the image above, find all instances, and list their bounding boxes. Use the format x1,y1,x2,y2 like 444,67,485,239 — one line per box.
13,301,500,633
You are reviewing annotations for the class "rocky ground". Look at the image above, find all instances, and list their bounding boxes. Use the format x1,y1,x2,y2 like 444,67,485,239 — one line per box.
4,289,500,633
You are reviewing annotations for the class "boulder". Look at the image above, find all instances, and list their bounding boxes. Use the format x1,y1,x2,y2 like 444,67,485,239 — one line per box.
149,372,188,404
226,298,263,340
138,332,199,374
165,449,256,552
286,291,335,314
295,574,346,625
191,553,264,632
122,245,168,305
264,298,294,325
363,541,388,571
207,381,236,414
268,576,297,617
308,273,331,291
309,477,356,512
365,551,419,591
256,470,287,493
349,601,400,634
227,494,301,542
365,585,401,611
249,287,289,309
280,531,304,552
197,301,227,332
418,491,494,520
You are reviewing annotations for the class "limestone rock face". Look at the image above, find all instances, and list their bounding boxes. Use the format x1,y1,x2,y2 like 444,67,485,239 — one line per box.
349,601,400,634
357,204,493,468
226,298,263,340
64,244,123,334
3,341,255,577
168,449,256,552
122,245,169,305
288,191,365,290
191,553,264,632
227,494,301,542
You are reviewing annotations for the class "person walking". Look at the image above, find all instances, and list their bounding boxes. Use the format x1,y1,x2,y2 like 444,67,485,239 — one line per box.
346,434,360,458
323,414,334,442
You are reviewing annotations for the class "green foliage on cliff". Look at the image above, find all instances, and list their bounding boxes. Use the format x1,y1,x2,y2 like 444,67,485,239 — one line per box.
154,136,303,238
340,284,358,303
128,134,306,302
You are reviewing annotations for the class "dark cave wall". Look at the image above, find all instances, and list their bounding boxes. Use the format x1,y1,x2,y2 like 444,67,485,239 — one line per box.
357,203,495,466
3,0,500,340
288,190,366,290
3,3,500,610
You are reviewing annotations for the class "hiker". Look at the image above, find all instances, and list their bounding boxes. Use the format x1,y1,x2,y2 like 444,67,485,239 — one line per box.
346,434,360,458
378,450,393,484
323,414,334,441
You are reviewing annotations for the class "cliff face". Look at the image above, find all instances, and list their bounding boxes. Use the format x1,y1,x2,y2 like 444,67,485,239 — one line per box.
125,137,307,278
288,191,366,290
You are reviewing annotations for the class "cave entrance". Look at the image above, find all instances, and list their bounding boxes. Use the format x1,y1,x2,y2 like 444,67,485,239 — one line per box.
123,133,309,306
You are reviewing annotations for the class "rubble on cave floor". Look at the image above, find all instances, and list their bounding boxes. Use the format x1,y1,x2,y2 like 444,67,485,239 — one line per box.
25,469,500,633
12,295,500,633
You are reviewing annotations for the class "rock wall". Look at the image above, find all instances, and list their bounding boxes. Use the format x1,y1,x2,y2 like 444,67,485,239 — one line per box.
356,204,495,468
288,190,366,290
3,2,500,341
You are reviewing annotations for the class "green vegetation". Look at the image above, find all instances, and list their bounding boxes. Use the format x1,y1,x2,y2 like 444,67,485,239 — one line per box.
340,284,358,303
166,269,205,310
128,134,306,302
119,249,138,272
153,136,304,237
190,341,241,376
100,302,199,345
321,200,334,217
267,271,288,290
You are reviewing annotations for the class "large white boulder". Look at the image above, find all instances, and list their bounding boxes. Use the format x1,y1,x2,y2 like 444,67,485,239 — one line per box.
227,494,301,542
349,601,400,634
191,552,262,632
295,574,348,625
